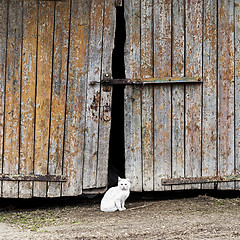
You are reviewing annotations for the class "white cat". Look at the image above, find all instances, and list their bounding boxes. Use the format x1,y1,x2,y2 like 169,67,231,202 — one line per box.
100,177,130,212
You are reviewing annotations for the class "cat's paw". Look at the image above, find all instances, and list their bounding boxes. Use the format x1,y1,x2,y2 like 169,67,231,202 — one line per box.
119,207,126,211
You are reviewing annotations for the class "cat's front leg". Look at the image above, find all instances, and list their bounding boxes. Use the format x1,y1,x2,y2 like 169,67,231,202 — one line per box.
116,200,125,211
121,200,126,210
115,200,122,211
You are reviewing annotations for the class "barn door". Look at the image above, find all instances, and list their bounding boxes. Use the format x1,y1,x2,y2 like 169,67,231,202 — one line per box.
0,0,115,198
124,0,240,191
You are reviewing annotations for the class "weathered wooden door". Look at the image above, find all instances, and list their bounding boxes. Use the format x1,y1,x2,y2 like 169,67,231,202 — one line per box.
0,0,115,198
124,0,240,191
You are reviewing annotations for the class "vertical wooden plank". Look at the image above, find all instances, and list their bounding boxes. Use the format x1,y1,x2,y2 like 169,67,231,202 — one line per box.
124,0,142,192
33,1,54,197
153,0,172,191
19,0,38,198
62,0,90,196
47,0,70,197
202,0,217,190
97,0,116,188
218,0,235,190
0,0,8,197
185,0,202,190
3,0,22,198
83,0,104,189
235,0,240,190
141,0,154,191
171,0,185,191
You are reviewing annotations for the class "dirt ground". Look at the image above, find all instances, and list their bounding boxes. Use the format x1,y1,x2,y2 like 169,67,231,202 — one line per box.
0,191,239,240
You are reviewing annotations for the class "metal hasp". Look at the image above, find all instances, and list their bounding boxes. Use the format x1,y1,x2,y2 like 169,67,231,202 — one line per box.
161,174,240,185
101,77,202,85
0,174,67,182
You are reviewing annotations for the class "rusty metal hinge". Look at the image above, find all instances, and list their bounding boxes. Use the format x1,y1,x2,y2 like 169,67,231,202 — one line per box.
100,76,202,85
0,174,67,182
161,174,240,185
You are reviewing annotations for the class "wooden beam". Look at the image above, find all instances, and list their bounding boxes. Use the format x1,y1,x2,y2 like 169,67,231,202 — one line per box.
162,174,240,185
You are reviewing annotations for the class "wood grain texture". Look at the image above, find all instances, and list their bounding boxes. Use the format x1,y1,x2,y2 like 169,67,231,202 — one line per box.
33,1,54,197
153,0,172,191
235,0,240,190
124,0,142,192
202,0,217,190
47,0,70,197
185,0,202,190
61,0,90,196
83,0,104,189
3,0,22,198
19,0,38,198
141,0,154,191
97,0,116,188
218,0,235,190
0,0,8,197
171,0,185,191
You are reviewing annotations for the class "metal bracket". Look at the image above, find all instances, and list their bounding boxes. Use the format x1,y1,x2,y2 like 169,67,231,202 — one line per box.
102,73,112,92
100,77,202,85
0,174,67,182
161,173,240,185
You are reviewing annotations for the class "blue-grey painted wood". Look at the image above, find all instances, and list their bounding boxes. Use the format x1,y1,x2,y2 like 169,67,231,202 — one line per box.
171,0,185,191
202,0,217,190
218,0,235,190
0,0,8,198
185,0,202,190
124,0,142,192
235,0,240,190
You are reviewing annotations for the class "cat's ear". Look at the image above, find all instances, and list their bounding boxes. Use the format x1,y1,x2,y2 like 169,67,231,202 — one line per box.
118,176,121,181
126,178,130,183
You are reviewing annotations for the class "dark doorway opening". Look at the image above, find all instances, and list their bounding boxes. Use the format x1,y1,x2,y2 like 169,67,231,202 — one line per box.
108,5,126,187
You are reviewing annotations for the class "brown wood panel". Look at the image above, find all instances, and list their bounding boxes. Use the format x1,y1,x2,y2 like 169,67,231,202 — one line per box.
33,1,54,197
0,0,8,197
83,0,105,189
141,0,154,192
47,0,70,198
153,0,172,191
185,0,202,190
61,0,90,196
235,0,240,190
3,0,22,198
19,0,38,198
171,0,185,191
97,0,116,188
124,0,142,192
218,0,235,190
202,0,217,190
